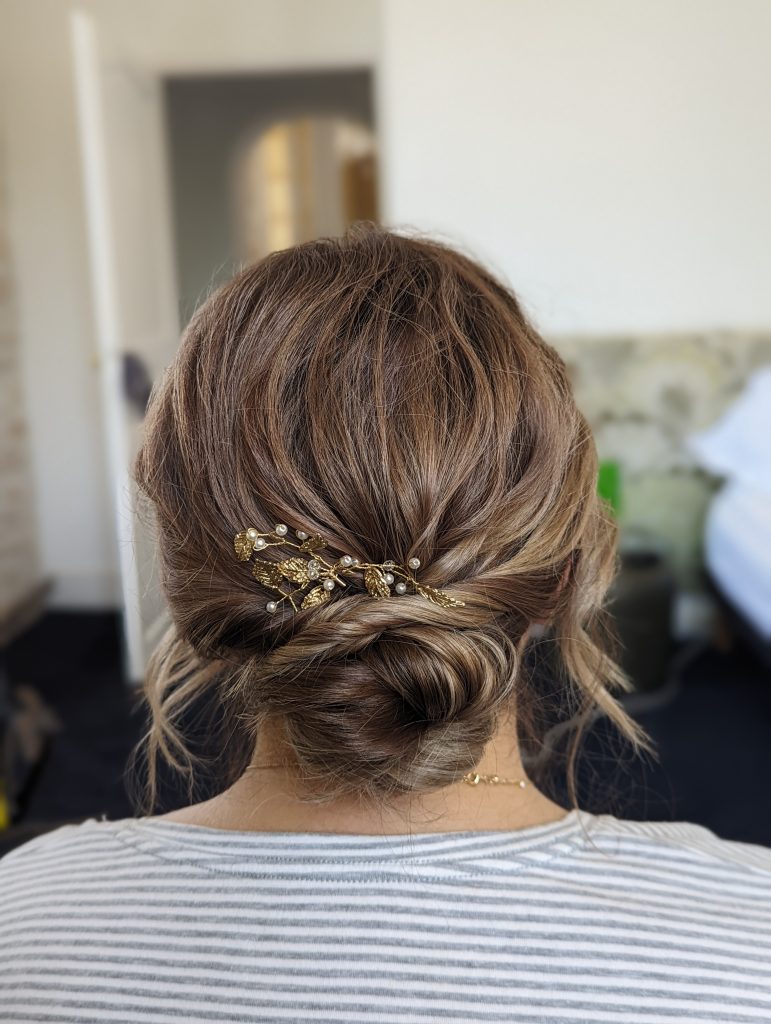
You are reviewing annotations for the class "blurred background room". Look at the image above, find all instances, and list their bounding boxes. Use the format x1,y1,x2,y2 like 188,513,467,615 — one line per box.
1,0,770,852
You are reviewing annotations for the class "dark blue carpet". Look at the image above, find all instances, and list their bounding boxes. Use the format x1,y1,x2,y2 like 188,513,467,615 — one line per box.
4,613,770,851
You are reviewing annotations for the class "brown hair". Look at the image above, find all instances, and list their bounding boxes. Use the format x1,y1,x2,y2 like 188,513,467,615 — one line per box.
134,225,649,810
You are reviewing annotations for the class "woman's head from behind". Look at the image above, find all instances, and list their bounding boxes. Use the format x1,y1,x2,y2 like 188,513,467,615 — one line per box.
135,225,643,810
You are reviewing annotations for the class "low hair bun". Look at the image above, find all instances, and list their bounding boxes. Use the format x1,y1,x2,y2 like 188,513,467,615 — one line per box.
231,600,519,800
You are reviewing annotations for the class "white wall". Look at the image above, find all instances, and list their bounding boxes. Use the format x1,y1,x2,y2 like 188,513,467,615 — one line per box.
0,0,378,607
3,0,771,610
1,3,112,607
378,0,771,334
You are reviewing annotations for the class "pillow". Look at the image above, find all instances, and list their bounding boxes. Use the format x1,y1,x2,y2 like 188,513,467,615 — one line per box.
688,366,771,493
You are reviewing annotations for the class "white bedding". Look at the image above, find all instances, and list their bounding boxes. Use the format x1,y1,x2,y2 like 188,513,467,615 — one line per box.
689,367,771,494
705,482,771,641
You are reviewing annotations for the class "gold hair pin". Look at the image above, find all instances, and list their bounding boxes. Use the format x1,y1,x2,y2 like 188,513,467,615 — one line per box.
234,524,466,615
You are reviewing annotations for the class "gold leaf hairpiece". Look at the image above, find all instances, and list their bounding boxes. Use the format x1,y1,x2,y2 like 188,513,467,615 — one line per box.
234,524,466,615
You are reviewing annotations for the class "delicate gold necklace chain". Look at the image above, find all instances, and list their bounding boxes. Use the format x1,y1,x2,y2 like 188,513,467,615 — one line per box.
243,765,528,788
463,772,527,788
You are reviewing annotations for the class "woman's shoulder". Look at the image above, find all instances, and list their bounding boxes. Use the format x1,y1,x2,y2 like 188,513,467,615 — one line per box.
3,811,771,890
577,812,771,893
0,818,129,874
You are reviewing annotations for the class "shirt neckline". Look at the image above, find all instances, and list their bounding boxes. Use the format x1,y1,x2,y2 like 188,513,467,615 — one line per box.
112,807,596,876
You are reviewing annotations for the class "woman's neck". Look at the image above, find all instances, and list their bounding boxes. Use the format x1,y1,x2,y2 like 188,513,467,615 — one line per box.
157,711,569,835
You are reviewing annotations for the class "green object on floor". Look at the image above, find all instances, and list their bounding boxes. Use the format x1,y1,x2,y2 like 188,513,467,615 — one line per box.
598,460,621,515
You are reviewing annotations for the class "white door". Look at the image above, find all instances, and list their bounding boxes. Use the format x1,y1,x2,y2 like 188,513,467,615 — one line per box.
70,11,179,683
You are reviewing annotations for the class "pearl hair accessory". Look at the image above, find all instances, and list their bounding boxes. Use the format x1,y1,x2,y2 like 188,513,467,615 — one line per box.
234,525,466,615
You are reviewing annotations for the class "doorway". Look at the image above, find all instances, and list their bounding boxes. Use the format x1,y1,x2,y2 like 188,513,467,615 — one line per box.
164,71,379,325
72,5,380,682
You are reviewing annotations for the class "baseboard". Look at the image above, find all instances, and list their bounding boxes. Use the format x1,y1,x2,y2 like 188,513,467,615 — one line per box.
47,570,122,610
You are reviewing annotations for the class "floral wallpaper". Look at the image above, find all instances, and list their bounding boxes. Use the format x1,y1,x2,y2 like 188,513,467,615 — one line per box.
555,332,771,587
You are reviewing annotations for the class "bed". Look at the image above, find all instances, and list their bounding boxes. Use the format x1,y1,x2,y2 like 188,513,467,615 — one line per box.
705,483,771,663
689,367,771,666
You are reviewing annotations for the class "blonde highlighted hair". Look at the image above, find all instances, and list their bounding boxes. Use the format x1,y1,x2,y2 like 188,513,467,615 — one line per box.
133,225,650,810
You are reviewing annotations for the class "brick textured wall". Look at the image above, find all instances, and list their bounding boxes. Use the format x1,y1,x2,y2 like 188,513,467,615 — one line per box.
0,132,41,624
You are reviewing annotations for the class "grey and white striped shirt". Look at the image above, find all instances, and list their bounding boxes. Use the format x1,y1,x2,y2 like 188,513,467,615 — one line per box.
1,809,771,1022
